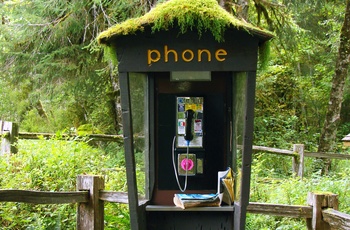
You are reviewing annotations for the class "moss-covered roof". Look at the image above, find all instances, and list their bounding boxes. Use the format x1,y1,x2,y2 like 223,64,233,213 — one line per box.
97,0,274,45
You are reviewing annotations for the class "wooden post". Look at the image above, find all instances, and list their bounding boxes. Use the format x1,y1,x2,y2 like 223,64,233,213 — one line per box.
0,121,19,154
306,192,338,230
77,175,104,230
292,144,304,178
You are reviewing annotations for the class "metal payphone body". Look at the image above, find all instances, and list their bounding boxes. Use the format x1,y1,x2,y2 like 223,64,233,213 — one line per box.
155,72,228,200
176,96,204,176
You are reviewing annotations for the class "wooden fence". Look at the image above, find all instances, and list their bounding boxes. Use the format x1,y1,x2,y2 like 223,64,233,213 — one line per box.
2,120,350,165
0,120,123,155
2,120,350,229
252,144,350,179
0,176,128,229
1,175,349,229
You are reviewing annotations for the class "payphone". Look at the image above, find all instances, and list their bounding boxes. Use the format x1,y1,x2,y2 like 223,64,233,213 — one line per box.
172,97,204,191
156,73,228,198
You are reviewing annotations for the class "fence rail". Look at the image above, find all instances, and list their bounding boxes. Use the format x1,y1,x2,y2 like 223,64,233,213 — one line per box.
0,190,88,204
323,209,350,229
252,144,350,179
253,145,350,160
247,202,312,218
18,132,123,142
252,145,295,156
1,120,123,154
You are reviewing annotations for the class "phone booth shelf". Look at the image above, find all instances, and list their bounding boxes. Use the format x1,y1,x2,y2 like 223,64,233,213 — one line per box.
98,0,273,229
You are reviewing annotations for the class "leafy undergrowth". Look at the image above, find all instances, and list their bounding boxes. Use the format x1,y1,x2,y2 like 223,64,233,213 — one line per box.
0,139,134,230
247,154,350,229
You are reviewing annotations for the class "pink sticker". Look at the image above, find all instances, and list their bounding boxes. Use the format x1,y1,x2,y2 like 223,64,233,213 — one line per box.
181,158,194,171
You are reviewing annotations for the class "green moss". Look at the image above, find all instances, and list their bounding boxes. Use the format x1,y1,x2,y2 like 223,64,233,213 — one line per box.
103,44,118,66
258,40,272,70
97,0,274,44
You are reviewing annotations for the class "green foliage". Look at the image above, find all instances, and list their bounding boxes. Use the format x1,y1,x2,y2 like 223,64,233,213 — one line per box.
247,214,306,230
0,0,118,133
254,63,321,153
253,0,347,155
248,154,350,229
0,139,144,229
104,203,130,230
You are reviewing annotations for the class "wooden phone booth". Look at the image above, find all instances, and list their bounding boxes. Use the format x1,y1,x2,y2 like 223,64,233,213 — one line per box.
98,0,273,229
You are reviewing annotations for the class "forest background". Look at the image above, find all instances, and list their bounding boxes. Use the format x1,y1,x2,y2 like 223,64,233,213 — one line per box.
1,0,350,229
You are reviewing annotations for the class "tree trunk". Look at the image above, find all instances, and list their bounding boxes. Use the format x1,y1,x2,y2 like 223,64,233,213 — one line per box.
317,0,350,174
35,100,48,119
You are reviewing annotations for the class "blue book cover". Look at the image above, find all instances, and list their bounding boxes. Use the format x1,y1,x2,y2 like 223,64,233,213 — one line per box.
175,193,218,201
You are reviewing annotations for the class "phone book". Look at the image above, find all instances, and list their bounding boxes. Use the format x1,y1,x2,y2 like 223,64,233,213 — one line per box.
173,193,221,209
217,167,234,205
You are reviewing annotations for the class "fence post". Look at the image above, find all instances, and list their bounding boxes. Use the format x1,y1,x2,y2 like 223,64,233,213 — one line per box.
306,192,338,230
77,175,105,230
292,144,304,178
0,121,19,154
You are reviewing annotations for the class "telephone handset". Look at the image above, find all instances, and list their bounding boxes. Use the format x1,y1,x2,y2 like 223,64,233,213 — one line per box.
172,97,204,192
175,97,203,148
184,109,195,143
